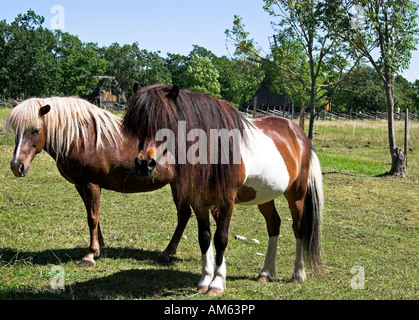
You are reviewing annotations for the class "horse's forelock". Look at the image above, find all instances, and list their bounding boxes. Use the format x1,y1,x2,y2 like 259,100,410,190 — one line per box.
6,98,45,135
123,85,178,139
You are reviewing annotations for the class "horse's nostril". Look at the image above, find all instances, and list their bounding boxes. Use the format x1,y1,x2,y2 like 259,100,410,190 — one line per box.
135,156,143,169
147,158,157,171
134,157,156,176
135,156,149,176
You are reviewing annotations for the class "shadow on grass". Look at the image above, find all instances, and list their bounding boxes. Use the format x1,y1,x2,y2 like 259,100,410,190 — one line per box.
1,268,201,300
0,246,185,266
0,247,267,300
0,247,201,299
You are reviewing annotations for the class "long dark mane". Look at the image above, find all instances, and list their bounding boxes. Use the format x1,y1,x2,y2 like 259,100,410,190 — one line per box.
122,84,249,205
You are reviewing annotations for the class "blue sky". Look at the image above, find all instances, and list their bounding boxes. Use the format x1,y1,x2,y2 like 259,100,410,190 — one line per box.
0,0,273,56
1,0,418,82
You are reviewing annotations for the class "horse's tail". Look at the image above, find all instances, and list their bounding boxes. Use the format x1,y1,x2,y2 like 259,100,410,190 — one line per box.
301,146,324,272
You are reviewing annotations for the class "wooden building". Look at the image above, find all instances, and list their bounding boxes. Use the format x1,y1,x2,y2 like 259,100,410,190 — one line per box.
247,76,293,118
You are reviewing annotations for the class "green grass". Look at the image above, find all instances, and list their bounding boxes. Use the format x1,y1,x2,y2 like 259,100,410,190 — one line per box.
0,107,418,300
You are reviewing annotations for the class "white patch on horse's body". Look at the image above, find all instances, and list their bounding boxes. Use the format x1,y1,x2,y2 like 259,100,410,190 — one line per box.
239,121,290,205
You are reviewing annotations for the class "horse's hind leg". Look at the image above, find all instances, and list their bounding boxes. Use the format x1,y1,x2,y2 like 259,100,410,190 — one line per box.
257,200,281,282
76,183,102,267
285,190,307,283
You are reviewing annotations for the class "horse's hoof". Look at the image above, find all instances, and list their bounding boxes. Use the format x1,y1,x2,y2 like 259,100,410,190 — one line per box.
206,288,223,297
197,286,208,294
155,251,170,263
257,275,271,283
79,257,95,267
290,274,306,284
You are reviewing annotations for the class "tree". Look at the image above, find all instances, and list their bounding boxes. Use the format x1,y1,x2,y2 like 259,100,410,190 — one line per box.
187,45,264,108
226,2,360,140
266,32,311,111
55,30,109,96
136,50,171,87
394,75,416,113
323,0,419,176
412,79,419,112
165,52,189,88
101,42,143,101
184,54,221,97
332,65,387,112
0,10,60,98
102,42,172,101
229,58,265,110
0,19,9,97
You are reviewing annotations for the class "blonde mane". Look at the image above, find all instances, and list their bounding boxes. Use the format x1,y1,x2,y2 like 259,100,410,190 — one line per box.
6,97,123,158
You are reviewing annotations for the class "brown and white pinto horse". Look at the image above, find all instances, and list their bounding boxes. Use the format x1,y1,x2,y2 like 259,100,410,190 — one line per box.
122,84,324,296
6,96,191,266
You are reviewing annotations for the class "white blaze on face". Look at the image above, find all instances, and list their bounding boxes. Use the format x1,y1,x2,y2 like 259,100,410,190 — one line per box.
11,132,23,165
239,121,290,205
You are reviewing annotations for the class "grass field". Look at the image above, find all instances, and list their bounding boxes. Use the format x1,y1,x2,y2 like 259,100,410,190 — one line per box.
0,106,418,300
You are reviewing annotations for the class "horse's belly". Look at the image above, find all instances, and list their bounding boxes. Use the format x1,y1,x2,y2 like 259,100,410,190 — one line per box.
237,174,288,205
237,124,290,206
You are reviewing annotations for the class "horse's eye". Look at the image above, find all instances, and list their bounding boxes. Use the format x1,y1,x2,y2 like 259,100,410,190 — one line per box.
32,129,40,136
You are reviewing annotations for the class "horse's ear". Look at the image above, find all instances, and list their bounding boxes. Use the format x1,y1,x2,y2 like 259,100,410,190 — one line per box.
133,82,141,93
166,85,179,102
12,100,19,107
40,105,51,117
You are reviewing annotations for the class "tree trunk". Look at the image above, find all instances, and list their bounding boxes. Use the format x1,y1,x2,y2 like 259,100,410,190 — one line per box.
299,101,305,130
307,91,316,140
384,79,406,177
389,147,406,176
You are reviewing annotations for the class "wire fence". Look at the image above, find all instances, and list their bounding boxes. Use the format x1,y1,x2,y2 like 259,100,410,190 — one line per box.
243,105,419,121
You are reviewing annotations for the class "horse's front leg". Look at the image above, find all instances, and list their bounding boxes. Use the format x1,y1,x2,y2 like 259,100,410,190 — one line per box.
156,184,192,262
156,199,192,262
206,198,234,296
191,204,214,294
76,183,102,267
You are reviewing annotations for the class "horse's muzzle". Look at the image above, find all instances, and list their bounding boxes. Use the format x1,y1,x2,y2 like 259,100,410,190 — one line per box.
134,156,157,177
11,161,27,177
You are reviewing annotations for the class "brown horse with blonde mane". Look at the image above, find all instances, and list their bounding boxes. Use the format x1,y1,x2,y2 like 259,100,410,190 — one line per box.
6,94,191,266
123,84,324,296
